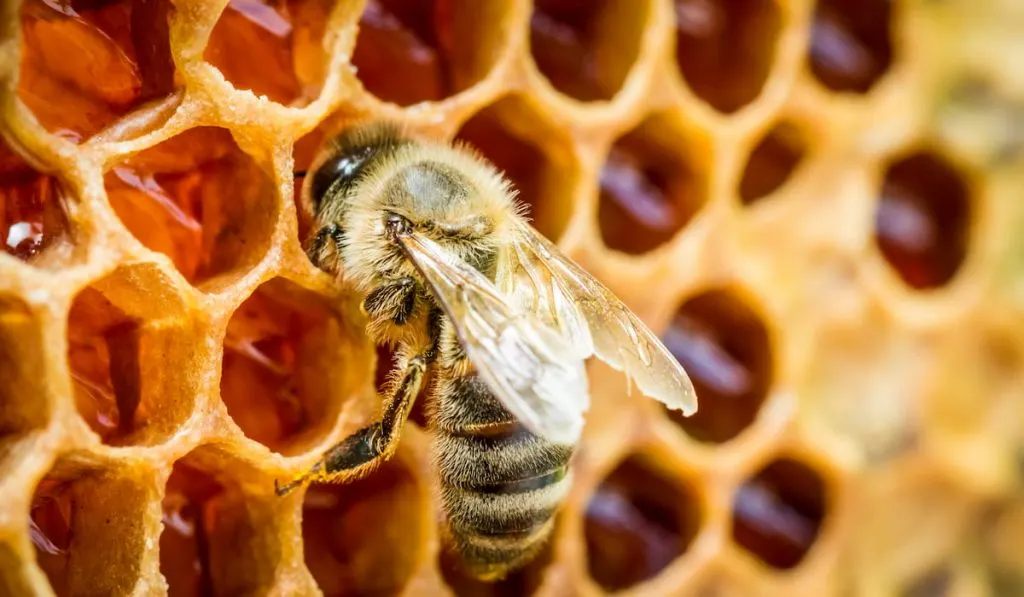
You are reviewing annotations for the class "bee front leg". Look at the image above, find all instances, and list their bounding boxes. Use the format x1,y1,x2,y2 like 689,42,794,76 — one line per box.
274,352,427,496
362,277,417,325
307,223,345,271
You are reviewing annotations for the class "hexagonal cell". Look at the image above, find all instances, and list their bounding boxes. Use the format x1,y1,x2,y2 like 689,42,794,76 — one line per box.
221,278,366,455
302,459,424,596
67,264,197,446
598,114,709,254
731,457,827,570
456,99,576,242
0,140,74,268
662,289,773,443
352,0,515,106
0,297,50,436
739,121,807,205
584,454,702,592
31,472,156,596
104,127,276,288
673,0,781,114
18,0,177,141
159,455,284,595
530,0,650,101
809,0,893,94
873,151,972,290
204,0,334,105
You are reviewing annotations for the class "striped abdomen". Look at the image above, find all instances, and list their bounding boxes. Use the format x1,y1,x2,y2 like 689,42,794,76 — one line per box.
431,373,574,581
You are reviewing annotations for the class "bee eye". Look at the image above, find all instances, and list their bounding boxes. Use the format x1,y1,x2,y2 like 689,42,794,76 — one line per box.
310,146,374,214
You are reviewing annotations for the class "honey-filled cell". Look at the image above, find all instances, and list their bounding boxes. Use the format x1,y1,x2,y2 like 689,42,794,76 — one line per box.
662,289,773,443
739,121,807,205
104,127,276,289
0,297,50,436
0,141,73,268
598,114,709,254
29,480,72,596
205,0,334,105
221,278,368,455
530,0,651,101
352,0,515,106
584,454,702,592
809,0,893,94
302,459,424,596
18,0,177,141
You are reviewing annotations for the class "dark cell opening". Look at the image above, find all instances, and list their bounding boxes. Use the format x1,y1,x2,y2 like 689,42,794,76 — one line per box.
663,289,772,443
530,0,649,101
902,567,952,597
739,121,806,204
18,0,177,141
585,455,701,591
29,480,72,596
809,0,893,94
598,117,707,254
0,141,72,267
731,458,826,569
873,152,972,289
303,460,423,596
674,0,781,113
159,463,223,597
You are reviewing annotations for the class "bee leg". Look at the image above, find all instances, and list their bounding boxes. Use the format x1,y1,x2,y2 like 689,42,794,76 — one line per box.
274,353,427,496
307,223,345,271
362,277,417,325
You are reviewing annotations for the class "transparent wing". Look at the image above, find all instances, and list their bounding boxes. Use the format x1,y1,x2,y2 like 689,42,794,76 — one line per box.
498,220,698,416
396,231,589,444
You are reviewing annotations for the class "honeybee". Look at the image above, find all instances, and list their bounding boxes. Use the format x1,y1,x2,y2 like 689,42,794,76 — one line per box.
275,122,697,580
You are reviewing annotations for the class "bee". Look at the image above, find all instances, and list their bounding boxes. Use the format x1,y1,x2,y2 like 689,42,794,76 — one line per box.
275,122,698,581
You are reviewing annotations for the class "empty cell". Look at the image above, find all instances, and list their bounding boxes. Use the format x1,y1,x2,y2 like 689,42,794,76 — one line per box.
66,264,195,446
809,0,893,94
0,141,73,268
205,0,333,105
584,454,701,592
662,289,773,443
302,460,424,596
598,116,708,254
456,100,575,242
18,0,177,141
0,297,50,435
873,152,972,290
352,0,515,106
104,127,276,287
673,0,781,114
220,278,364,455
731,458,827,569
739,121,806,204
159,462,223,597
29,480,71,596
530,0,650,101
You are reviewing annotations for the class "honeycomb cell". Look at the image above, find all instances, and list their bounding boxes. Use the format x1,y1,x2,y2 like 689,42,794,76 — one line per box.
456,99,576,242
221,278,363,455
673,0,781,114
205,0,333,105
31,473,154,596
584,454,702,592
530,0,650,101
662,289,773,443
873,152,972,290
0,297,49,436
598,115,708,254
0,141,72,267
104,127,276,288
808,0,893,94
302,459,424,596
18,0,177,141
739,121,807,205
159,461,223,596
352,0,514,106
67,265,197,446
731,458,826,570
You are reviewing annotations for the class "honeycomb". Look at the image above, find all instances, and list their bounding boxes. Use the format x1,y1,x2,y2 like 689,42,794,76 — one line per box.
2,0,1024,595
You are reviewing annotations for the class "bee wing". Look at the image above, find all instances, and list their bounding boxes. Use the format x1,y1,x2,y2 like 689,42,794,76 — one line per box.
499,220,698,416
396,231,589,444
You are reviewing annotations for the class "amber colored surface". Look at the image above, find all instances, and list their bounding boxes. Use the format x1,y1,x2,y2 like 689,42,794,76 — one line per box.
874,152,971,289
731,458,826,570
584,455,700,592
663,289,772,443
159,464,222,597
0,142,67,264
809,0,893,94
18,0,176,141
29,481,72,597
674,0,781,113
739,121,806,204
